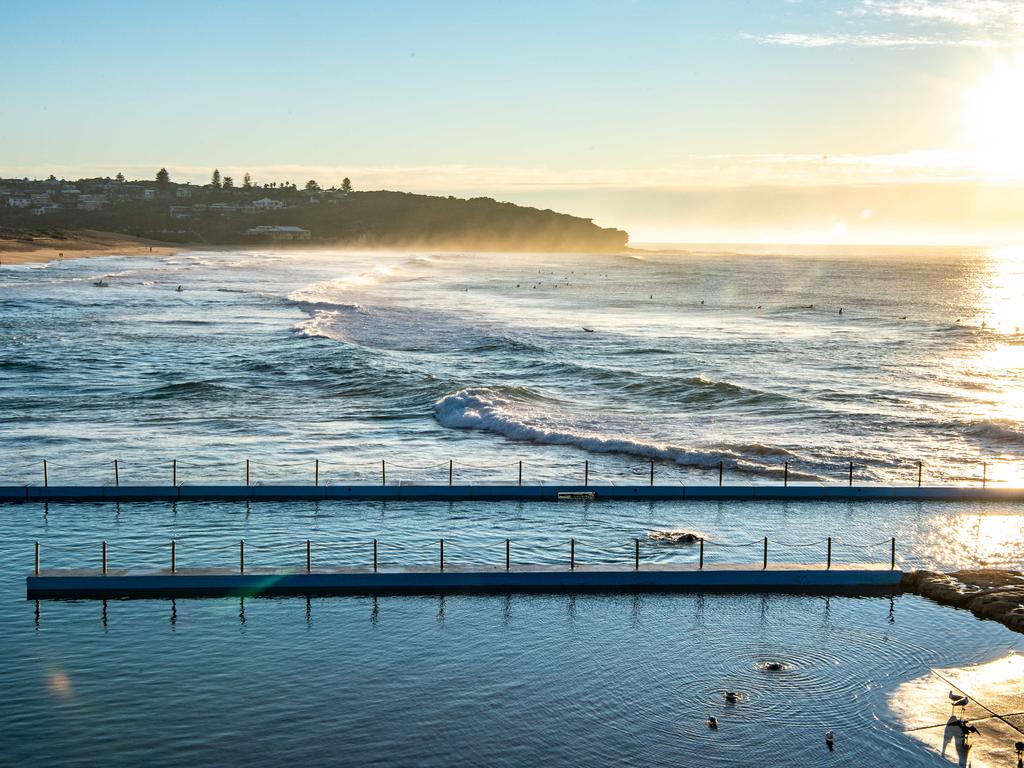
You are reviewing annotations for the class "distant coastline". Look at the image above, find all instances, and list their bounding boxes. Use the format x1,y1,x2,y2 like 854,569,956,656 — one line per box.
0,173,629,254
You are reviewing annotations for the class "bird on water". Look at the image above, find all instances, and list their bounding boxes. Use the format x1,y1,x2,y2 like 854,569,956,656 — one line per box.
706,716,718,729
825,731,834,751
724,691,740,703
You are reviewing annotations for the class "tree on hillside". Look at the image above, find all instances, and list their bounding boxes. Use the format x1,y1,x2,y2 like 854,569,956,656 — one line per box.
242,172,252,189
341,177,352,193
223,176,234,189
115,172,125,183
156,167,170,185
305,179,320,191
210,169,222,189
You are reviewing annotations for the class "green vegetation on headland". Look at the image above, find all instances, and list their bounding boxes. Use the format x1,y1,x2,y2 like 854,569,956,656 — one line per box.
0,170,629,252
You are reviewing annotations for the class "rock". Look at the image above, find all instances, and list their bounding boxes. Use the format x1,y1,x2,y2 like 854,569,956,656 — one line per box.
906,569,1024,636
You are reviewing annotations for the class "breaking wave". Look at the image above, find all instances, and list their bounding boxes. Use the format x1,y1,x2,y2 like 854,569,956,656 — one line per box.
962,419,1024,450
433,386,805,473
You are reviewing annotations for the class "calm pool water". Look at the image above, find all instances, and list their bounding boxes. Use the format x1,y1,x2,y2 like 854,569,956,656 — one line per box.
1,498,1022,766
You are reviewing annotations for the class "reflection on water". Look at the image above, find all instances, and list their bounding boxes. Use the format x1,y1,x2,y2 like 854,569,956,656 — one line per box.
2,588,1021,767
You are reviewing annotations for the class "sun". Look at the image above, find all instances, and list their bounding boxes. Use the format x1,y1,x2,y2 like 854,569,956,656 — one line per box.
964,58,1024,181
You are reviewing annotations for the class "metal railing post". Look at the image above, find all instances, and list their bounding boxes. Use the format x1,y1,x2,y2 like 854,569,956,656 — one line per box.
239,539,245,573
171,539,176,574
763,537,768,569
43,460,48,488
306,539,311,573
35,541,40,575
650,461,654,486
827,537,832,570
917,460,922,488
783,462,789,487
699,537,704,569
440,538,444,572
373,539,378,572
245,459,250,487
381,460,386,487
505,538,510,572
891,537,896,571
718,460,723,487
449,459,453,487
584,460,589,487
518,460,522,487
634,538,640,570
173,459,177,486
315,459,319,487
848,462,853,487
102,541,107,574
113,459,119,487
570,538,575,570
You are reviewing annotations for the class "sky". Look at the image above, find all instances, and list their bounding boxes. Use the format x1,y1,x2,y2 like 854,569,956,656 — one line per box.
3,0,1024,244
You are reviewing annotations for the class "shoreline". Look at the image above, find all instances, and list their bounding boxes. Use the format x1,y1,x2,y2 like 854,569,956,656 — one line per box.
0,229,181,265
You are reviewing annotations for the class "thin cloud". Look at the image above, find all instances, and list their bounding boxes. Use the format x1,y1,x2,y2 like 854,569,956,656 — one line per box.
854,0,1024,30
746,0,1024,48
742,32,968,46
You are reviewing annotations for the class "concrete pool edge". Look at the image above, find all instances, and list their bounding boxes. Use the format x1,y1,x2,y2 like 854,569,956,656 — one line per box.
27,563,904,599
3,483,1024,504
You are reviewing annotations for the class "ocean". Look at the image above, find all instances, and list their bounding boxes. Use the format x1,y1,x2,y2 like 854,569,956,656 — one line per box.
2,245,1023,766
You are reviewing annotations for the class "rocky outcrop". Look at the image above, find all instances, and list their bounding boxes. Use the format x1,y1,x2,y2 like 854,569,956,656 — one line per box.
903,569,1024,633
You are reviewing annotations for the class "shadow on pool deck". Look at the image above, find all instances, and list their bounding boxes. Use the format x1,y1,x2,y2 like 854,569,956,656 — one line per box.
891,655,1024,767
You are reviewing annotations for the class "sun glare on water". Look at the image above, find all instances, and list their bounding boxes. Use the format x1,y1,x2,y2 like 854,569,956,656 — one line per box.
964,58,1024,181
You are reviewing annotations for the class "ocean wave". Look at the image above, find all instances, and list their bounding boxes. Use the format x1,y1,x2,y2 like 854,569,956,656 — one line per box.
0,359,50,372
143,380,232,400
962,419,1024,449
288,265,415,304
433,386,796,471
295,311,354,343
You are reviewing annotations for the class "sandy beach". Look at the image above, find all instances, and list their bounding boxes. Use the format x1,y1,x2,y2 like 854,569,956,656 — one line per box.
0,228,180,265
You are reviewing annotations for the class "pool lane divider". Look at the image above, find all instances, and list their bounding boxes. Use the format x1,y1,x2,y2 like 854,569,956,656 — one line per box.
26,564,904,599
3,484,1024,503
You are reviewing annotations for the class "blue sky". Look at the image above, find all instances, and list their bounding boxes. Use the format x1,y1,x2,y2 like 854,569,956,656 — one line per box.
3,0,1023,242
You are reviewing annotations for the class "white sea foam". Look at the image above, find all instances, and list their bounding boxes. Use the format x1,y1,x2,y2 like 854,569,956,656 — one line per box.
295,311,352,342
434,386,761,469
288,265,413,305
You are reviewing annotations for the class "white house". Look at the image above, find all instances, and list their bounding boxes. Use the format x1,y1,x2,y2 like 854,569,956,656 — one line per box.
8,196,31,208
31,203,63,215
176,187,193,199
252,197,286,210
